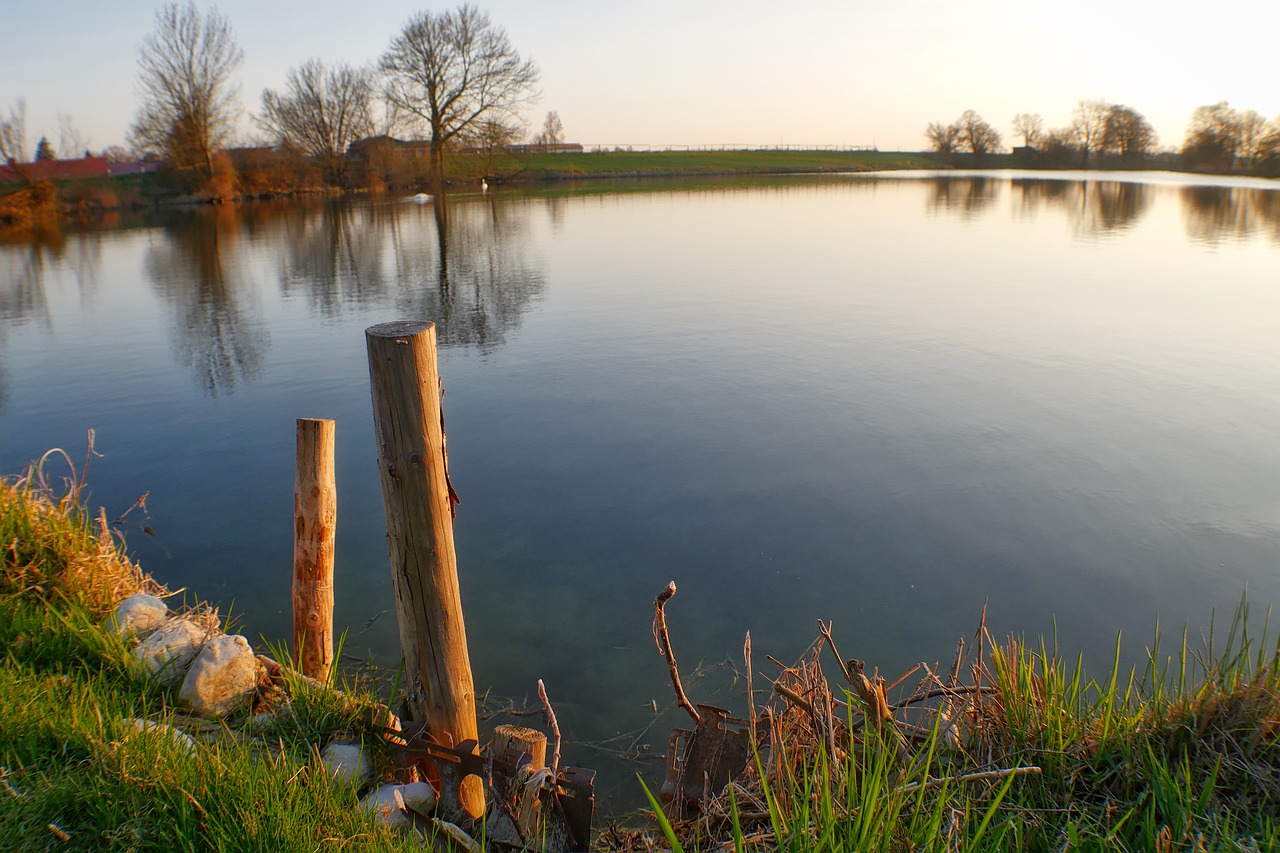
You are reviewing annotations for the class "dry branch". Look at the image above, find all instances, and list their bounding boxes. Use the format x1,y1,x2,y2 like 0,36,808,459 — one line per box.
653,582,700,725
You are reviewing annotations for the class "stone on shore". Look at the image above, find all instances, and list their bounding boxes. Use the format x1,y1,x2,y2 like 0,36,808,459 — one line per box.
362,781,437,829
320,742,373,785
178,634,259,717
122,717,198,754
111,593,169,638
133,617,208,687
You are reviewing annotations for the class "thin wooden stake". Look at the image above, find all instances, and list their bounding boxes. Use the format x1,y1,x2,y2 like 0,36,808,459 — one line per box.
366,320,483,820
653,581,700,725
293,418,336,682
537,679,561,776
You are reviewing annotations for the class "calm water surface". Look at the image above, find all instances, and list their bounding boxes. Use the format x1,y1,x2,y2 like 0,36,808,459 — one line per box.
2,171,1279,803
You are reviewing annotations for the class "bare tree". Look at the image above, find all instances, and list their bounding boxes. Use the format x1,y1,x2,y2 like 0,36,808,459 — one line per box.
1039,127,1079,165
101,145,133,163
0,99,29,164
260,59,374,185
1183,101,1241,170
1236,109,1272,170
533,110,563,146
955,110,1001,156
130,2,243,187
1071,99,1110,165
467,116,522,174
1012,113,1043,148
57,113,89,159
381,3,539,191
1101,105,1156,160
925,120,960,154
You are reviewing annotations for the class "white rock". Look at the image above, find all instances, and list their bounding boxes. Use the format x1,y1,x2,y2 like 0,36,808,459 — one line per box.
133,618,208,687
111,593,169,638
178,634,259,717
362,781,437,828
362,784,412,829
122,717,197,754
320,742,373,786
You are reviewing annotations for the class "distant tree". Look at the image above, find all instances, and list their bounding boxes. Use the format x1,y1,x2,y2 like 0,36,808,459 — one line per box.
34,137,55,161
1012,113,1043,148
1071,99,1110,165
129,2,244,188
1183,101,1241,170
101,145,133,163
1235,109,1272,170
533,110,563,146
1039,127,1079,165
1101,105,1156,160
260,59,375,185
381,3,539,191
0,99,28,164
955,110,1001,156
57,113,88,159
925,120,960,154
468,116,522,174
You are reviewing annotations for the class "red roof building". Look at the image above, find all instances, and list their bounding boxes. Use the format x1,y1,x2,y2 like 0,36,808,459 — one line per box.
0,156,111,183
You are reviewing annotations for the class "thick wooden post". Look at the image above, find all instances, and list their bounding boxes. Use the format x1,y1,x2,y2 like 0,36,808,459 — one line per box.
365,320,483,819
293,418,336,681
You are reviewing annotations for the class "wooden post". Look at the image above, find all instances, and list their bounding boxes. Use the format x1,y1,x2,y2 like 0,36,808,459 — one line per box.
365,320,483,819
293,418,336,682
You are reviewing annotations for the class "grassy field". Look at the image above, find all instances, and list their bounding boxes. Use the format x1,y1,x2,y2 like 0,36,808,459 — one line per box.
454,149,940,182
3,453,1279,852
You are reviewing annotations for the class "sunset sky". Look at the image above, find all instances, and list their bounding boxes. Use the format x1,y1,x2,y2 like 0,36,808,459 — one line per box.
2,0,1278,156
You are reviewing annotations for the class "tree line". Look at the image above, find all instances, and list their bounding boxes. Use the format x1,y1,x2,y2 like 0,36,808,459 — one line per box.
2,2,553,198
926,100,1280,174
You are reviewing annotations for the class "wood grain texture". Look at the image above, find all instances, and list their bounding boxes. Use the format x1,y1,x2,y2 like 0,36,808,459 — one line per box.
293,417,336,681
366,320,483,819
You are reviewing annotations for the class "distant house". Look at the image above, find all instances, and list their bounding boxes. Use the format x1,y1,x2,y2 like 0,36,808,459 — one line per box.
506,143,584,154
347,136,432,161
0,156,111,183
106,160,161,177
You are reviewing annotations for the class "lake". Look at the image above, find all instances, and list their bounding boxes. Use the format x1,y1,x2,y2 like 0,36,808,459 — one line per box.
2,170,1278,804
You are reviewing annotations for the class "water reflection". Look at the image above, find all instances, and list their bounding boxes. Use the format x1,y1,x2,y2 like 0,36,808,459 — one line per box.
1011,179,1151,236
145,207,268,396
269,195,546,350
1181,186,1280,245
277,203,394,315
395,197,546,350
927,176,998,218
0,235,96,415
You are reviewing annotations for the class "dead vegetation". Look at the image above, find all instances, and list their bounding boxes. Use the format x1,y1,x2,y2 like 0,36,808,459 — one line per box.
622,583,1280,851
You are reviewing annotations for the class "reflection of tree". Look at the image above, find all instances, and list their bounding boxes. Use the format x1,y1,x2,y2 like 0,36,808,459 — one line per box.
0,238,60,415
397,196,546,351
1181,187,1280,245
927,177,997,218
543,194,567,231
277,202,393,315
268,194,545,349
146,207,267,396
1011,179,1151,236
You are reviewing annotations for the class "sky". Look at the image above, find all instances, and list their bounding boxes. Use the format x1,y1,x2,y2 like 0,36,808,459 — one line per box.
2,0,1279,156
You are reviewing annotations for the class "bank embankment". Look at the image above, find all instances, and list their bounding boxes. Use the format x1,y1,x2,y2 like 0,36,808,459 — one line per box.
485,149,940,182
3,454,1278,852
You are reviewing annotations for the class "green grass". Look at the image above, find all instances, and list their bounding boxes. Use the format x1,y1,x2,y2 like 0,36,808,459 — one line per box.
0,462,421,851
639,606,1280,852
6,456,1280,851
449,149,939,182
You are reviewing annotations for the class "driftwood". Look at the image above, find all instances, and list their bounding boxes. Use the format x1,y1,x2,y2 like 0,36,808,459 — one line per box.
652,582,700,725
